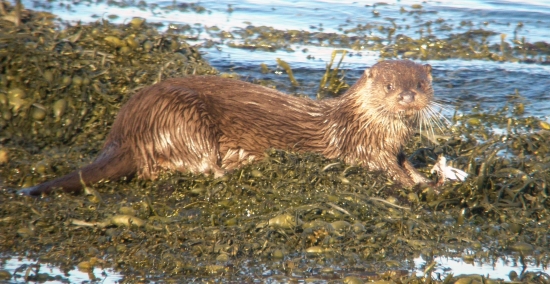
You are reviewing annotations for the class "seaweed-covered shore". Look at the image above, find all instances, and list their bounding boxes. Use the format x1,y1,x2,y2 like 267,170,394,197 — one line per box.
1,5,550,283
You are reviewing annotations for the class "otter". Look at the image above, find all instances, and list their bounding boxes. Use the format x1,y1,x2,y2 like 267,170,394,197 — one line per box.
19,60,436,196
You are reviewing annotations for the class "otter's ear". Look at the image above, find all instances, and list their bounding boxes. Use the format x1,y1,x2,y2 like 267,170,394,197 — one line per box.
423,64,432,74
364,68,372,78
423,64,433,81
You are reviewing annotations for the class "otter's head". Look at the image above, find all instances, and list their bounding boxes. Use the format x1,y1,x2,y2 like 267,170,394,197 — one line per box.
361,60,433,117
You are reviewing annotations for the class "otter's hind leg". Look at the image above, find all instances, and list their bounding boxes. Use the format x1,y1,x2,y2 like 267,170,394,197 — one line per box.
127,87,223,178
163,92,223,177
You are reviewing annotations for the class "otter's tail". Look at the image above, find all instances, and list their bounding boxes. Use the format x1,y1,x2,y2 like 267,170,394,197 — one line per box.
18,146,136,196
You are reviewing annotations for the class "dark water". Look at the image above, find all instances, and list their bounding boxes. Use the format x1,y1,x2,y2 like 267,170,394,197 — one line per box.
9,0,550,281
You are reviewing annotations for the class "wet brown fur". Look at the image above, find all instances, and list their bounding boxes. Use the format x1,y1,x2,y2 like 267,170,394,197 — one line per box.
20,60,434,195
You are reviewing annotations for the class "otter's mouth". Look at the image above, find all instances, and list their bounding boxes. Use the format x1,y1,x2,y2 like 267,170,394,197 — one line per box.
395,103,424,115
392,109,419,120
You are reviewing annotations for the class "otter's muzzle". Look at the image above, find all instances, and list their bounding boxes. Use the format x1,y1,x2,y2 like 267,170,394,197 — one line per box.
398,91,415,104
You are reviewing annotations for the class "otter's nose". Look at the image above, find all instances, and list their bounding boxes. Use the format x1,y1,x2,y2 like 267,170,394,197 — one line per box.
399,91,415,104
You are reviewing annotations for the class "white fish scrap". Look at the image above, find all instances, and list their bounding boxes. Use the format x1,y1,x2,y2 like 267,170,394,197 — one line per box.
430,155,468,185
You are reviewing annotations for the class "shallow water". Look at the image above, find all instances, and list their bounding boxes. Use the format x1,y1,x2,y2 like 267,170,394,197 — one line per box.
1,256,122,283
415,255,549,280
9,0,550,282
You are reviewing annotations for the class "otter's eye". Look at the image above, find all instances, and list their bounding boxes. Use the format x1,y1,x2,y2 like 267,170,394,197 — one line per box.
385,83,393,91
417,82,423,89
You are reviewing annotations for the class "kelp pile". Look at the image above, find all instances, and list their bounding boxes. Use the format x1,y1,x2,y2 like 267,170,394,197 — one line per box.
198,7,550,63
1,6,550,284
218,23,550,63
